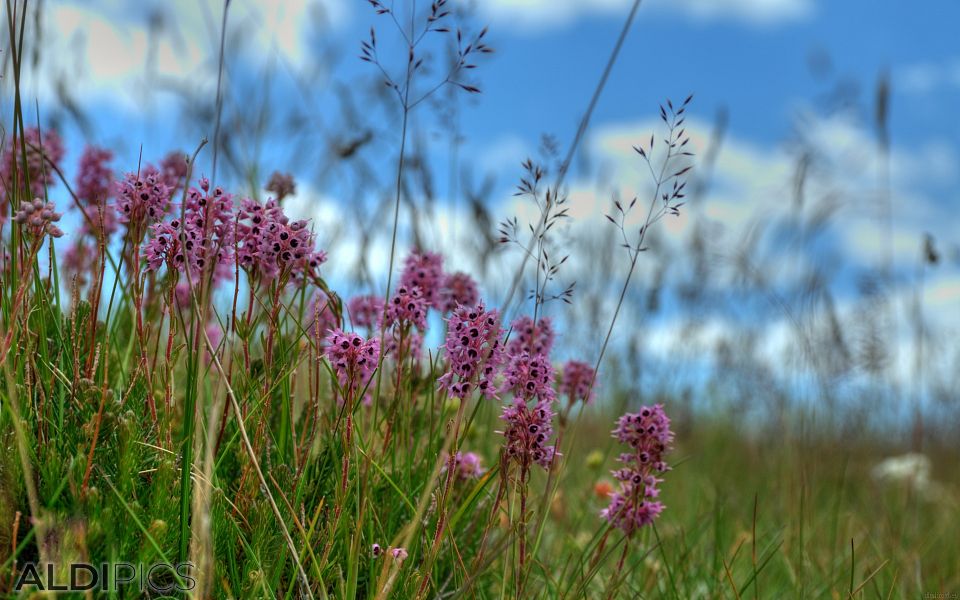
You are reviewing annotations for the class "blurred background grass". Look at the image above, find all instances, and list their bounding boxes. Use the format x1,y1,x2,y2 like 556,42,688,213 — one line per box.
1,0,959,597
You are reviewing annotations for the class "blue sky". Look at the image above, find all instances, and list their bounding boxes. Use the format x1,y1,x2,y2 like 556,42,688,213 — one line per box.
13,1,960,170
4,0,960,392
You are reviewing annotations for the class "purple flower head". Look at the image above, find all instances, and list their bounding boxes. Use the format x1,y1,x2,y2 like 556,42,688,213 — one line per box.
600,494,664,535
440,271,479,313
181,178,235,283
347,294,384,330
499,399,558,470
114,165,171,235
1,127,65,208
384,285,428,331
558,360,596,405
507,315,555,358
601,404,674,536
160,151,188,193
371,543,383,558
612,404,674,458
142,221,183,272
389,547,408,562
76,146,113,204
236,198,266,272
74,146,117,237
236,197,325,282
437,302,504,400
324,329,380,402
13,197,63,239
266,171,296,201
502,351,555,403
400,249,444,310
442,451,484,480
143,178,234,294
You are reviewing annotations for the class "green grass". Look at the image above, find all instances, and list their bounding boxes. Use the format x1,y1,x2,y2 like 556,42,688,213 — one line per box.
1,1,957,598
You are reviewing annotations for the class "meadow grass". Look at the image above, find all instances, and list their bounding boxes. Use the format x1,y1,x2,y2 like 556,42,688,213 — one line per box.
1,1,958,598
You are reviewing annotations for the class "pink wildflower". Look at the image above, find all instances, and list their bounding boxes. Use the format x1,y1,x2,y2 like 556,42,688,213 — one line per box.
324,329,380,402
601,404,674,535
13,198,63,239
265,171,296,201
500,399,558,469
0,127,65,211
384,285,428,331
142,178,234,293
62,241,98,288
558,360,596,405
347,294,384,329
437,302,504,400
181,178,235,282
142,221,183,272
75,146,113,205
74,145,117,237
507,315,555,358
160,151,188,193
114,166,171,237
389,547,408,562
440,271,479,313
442,451,484,480
236,197,325,282
400,249,445,310
502,351,555,403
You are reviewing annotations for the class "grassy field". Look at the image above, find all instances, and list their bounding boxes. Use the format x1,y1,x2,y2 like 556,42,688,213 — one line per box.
2,0,959,598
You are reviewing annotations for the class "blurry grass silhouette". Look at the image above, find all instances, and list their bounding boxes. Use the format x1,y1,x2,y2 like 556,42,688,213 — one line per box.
1,0,958,598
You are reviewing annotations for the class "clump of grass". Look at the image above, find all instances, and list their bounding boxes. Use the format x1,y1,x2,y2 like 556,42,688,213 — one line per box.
1,1,957,598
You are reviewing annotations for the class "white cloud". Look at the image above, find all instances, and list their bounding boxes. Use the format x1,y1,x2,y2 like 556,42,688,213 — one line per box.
471,0,814,31
5,0,346,113
897,58,960,95
475,134,532,175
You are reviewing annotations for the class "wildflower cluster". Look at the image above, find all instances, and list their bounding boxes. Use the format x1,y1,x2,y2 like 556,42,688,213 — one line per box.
502,351,555,402
558,359,596,405
324,329,380,402
266,171,296,201
507,315,555,357
143,178,234,288
442,451,485,480
440,271,479,313
13,198,64,238
236,197,326,282
182,178,235,280
142,221,184,272
347,294,384,329
114,166,171,235
0,127,65,214
384,285,428,331
74,145,116,237
159,151,188,193
437,303,504,400
500,400,558,469
498,348,559,469
601,404,674,535
400,249,445,309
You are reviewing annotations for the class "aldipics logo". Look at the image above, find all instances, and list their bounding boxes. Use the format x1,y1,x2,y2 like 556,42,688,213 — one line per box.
12,562,196,594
